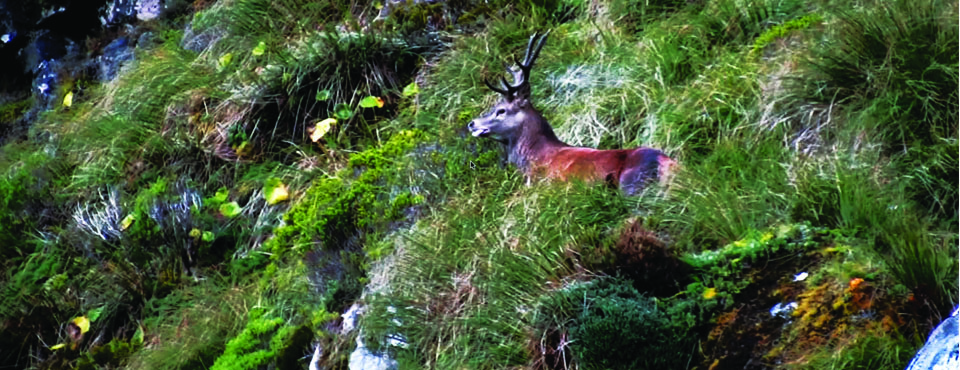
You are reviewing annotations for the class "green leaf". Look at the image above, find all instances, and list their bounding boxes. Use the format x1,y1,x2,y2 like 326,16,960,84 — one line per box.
315,89,331,101
220,202,242,218
87,307,103,322
263,178,290,205
202,231,215,242
218,53,233,70
359,96,384,108
213,187,229,203
402,82,420,97
333,103,354,120
252,41,266,56
132,325,144,346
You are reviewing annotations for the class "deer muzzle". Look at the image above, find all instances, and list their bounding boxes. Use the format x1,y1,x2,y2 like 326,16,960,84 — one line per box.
468,120,490,137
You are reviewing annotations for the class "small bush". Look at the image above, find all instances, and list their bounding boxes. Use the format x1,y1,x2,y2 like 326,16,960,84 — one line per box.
535,278,694,370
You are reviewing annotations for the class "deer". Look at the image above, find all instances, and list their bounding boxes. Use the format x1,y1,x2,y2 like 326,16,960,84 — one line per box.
467,31,677,195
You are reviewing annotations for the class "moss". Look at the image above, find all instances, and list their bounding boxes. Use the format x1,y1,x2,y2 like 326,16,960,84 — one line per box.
751,13,823,54
0,97,33,124
210,310,286,370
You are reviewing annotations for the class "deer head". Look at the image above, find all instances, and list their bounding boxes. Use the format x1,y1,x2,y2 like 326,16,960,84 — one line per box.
468,31,551,143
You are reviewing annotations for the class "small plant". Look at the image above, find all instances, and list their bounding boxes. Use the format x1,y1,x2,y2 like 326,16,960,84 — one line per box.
535,277,695,370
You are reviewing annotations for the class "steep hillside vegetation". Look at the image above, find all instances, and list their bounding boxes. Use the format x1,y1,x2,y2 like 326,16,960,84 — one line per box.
0,0,956,369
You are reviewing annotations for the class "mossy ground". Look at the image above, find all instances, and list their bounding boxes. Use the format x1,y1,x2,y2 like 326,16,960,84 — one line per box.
0,0,956,369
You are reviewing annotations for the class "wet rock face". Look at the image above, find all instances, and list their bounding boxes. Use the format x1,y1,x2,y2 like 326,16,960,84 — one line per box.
0,0,185,144
907,308,959,370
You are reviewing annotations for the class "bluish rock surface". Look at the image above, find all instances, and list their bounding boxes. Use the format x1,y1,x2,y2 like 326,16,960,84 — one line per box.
907,307,959,370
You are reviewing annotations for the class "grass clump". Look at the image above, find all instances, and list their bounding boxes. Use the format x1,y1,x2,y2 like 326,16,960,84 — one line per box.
534,277,695,370
788,327,919,370
361,179,635,368
797,0,958,221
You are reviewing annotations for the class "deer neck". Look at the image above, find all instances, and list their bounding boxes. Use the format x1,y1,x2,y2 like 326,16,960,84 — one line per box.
506,111,566,172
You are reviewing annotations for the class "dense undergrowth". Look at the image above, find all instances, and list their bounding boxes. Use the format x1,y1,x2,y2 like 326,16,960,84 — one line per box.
0,0,956,369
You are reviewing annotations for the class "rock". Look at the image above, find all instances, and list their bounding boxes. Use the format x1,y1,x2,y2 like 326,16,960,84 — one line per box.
349,336,398,370
341,303,401,370
136,30,156,49
906,307,960,370
180,21,222,53
95,37,134,81
341,303,363,334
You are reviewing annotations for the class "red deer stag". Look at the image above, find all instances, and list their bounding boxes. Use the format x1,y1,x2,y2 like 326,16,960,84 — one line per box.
468,32,677,195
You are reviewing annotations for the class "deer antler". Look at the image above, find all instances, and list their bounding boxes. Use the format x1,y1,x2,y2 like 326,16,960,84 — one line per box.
484,30,551,101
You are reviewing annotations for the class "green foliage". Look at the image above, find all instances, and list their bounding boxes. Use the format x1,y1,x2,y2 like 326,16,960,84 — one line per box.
0,145,57,257
535,278,695,370
54,42,218,193
250,28,427,148
608,0,693,33
210,309,285,370
226,0,346,37
362,180,633,368
659,136,793,249
127,277,259,369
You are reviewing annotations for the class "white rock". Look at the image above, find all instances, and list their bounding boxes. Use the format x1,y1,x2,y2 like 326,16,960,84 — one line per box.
906,307,959,370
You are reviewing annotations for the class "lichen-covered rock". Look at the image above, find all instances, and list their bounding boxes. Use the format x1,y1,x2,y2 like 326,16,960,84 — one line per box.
907,307,960,370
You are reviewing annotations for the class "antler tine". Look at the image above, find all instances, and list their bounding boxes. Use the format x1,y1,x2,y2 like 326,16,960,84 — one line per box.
520,30,551,69
499,77,513,92
484,31,551,99
484,78,510,96
507,30,551,91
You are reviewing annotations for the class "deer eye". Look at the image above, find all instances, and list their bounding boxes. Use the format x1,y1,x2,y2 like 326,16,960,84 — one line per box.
496,108,506,116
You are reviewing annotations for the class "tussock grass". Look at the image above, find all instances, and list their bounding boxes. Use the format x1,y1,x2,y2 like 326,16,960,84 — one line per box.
363,181,635,368
48,41,218,194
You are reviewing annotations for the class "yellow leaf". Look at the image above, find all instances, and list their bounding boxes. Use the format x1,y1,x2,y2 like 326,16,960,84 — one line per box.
72,316,90,334
50,343,66,350
310,118,336,142
120,214,136,231
63,92,73,107
263,178,289,205
703,287,717,300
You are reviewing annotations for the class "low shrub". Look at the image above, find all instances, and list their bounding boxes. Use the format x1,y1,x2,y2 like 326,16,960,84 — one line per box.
535,277,695,370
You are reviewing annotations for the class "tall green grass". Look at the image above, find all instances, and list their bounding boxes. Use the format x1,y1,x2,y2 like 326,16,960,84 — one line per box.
362,181,635,368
